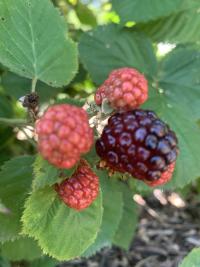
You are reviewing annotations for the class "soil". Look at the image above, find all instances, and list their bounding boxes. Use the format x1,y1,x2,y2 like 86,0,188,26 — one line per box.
62,190,200,267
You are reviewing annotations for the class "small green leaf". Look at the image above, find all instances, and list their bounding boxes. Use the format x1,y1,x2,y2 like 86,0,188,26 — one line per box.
180,248,200,267
113,184,138,250
30,257,58,267
22,186,103,260
1,72,62,102
0,156,34,243
0,237,42,261
83,170,123,257
32,155,75,191
0,0,78,87
79,24,157,85
76,2,97,27
111,0,182,23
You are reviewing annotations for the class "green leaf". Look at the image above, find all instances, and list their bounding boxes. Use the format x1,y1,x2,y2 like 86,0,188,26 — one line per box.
83,170,123,257
79,24,157,85
0,256,11,267
32,155,76,191
76,2,97,27
22,186,103,260
113,184,138,250
0,0,78,87
135,5,200,44
0,156,34,243
0,93,14,150
180,248,200,267
30,257,58,267
0,93,13,118
1,72,62,102
111,0,182,23
159,46,200,121
0,237,42,261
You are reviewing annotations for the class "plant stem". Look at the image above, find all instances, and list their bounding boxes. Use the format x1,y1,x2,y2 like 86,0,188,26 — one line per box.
0,118,28,126
31,77,37,93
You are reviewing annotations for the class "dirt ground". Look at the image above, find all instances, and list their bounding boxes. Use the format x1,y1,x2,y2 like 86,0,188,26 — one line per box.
62,190,200,267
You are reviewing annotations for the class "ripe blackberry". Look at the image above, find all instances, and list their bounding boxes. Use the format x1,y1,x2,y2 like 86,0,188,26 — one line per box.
95,68,148,111
96,110,179,183
36,104,93,169
55,160,99,211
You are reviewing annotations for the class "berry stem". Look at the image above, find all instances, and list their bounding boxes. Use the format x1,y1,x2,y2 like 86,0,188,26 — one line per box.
31,77,37,93
0,117,28,126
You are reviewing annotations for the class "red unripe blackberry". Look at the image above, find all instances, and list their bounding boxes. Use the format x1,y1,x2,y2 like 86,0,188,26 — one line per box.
55,160,99,211
36,104,93,169
95,68,148,111
96,110,179,183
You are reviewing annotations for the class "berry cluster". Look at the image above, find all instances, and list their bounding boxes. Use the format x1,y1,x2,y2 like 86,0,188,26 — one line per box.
95,67,148,111
36,104,93,169
36,67,179,211
55,160,99,210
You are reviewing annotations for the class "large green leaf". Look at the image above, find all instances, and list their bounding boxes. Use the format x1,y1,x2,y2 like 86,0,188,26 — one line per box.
79,24,157,85
22,186,103,260
0,0,77,87
0,156,34,243
1,72,62,102
0,237,42,261
113,184,138,250
136,7,200,44
83,170,123,257
111,0,182,23
180,248,200,267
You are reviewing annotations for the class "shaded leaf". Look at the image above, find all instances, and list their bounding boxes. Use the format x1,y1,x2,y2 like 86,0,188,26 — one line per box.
0,156,34,243
83,170,123,257
30,257,58,267
79,24,157,85
113,183,138,250
1,72,62,102
135,5,200,44
111,0,182,23
1,237,42,261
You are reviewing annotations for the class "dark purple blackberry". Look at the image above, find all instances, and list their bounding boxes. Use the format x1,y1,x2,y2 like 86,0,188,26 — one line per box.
96,110,179,182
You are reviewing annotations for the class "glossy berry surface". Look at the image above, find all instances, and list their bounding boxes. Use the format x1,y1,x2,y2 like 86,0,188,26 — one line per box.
145,162,175,187
36,104,93,169
95,68,148,111
96,110,179,182
55,160,99,211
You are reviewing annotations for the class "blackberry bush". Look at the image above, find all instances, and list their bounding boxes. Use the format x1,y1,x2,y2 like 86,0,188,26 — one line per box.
0,0,200,266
